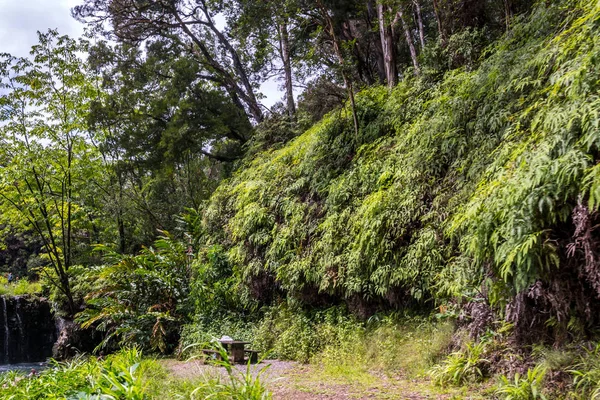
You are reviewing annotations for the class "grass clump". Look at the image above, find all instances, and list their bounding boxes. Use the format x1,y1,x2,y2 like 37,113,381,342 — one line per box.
568,343,600,399
496,365,547,400
430,341,490,386
311,316,454,383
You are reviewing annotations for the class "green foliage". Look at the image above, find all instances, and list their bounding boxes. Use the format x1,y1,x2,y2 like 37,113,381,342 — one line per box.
0,346,272,399
0,30,104,315
430,342,490,386
197,0,600,338
76,233,191,354
186,341,272,400
0,349,149,399
190,244,252,321
568,344,600,399
317,316,454,379
0,277,42,297
496,365,548,400
76,348,146,400
251,305,358,363
179,318,255,359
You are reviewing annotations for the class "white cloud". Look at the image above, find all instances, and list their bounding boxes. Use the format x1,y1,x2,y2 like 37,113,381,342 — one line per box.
0,0,84,57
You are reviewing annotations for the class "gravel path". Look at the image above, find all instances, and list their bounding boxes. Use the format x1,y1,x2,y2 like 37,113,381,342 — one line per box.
160,359,450,399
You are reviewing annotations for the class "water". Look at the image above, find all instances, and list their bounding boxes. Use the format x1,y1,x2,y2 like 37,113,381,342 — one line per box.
2,297,8,364
0,296,57,365
0,362,48,373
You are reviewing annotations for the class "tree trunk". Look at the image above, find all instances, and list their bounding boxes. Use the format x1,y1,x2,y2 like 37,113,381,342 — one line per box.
316,0,359,138
503,0,512,31
173,4,264,123
397,7,420,75
432,0,446,45
377,3,398,88
413,0,426,49
367,0,387,84
279,21,296,119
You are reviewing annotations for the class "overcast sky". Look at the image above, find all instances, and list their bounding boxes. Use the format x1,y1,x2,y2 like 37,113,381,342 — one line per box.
0,0,284,107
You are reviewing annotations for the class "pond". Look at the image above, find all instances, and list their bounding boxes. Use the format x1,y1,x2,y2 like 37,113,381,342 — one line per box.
0,361,48,374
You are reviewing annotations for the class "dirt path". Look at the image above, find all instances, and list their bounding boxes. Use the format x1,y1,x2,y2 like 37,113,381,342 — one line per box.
160,359,478,399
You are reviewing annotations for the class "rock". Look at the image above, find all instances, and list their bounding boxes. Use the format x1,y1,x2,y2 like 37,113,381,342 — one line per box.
52,318,102,360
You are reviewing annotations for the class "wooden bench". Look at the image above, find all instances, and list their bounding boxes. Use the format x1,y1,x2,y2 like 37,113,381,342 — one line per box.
244,349,259,364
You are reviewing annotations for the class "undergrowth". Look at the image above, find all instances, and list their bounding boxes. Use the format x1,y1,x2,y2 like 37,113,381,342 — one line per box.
0,276,42,297
0,347,272,399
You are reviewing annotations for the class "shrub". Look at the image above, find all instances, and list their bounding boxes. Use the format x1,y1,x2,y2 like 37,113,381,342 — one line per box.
76,233,191,354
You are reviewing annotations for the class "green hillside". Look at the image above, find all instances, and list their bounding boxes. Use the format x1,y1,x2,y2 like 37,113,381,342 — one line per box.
203,0,600,340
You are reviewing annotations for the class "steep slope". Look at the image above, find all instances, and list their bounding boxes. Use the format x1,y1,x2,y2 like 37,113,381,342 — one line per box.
202,0,600,338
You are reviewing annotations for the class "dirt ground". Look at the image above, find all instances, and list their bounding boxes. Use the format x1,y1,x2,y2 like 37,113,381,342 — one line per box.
161,359,483,399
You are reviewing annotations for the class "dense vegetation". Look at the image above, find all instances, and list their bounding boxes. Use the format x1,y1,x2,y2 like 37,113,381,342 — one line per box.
2,0,600,398
202,0,600,342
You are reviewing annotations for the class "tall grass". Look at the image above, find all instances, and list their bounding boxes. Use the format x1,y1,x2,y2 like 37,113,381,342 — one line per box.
312,317,454,383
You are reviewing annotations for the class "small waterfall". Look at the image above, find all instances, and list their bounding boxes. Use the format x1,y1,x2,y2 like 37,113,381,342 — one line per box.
15,298,26,361
0,296,56,364
2,297,8,364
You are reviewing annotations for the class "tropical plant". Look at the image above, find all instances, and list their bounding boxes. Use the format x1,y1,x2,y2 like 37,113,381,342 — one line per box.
188,340,272,400
430,342,490,386
496,365,548,400
76,233,191,354
0,30,103,316
569,344,600,399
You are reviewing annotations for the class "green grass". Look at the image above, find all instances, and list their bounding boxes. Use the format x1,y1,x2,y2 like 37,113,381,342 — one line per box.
315,317,455,381
0,348,272,399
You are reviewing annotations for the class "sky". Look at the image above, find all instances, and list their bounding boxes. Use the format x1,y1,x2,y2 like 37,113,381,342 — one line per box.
0,0,284,107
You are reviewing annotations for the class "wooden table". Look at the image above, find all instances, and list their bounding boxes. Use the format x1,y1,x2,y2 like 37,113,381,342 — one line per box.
218,340,251,363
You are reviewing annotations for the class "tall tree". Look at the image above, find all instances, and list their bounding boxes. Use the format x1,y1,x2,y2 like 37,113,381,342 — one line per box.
395,3,421,75
413,0,426,49
0,31,101,316
73,0,266,123
86,40,235,250
315,0,360,137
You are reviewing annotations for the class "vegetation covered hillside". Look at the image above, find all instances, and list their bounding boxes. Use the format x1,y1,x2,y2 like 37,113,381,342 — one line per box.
202,0,600,343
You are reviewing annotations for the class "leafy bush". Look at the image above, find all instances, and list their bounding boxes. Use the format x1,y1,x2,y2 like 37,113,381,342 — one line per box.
496,365,548,400
430,342,490,386
252,305,358,363
0,276,42,297
76,233,191,354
